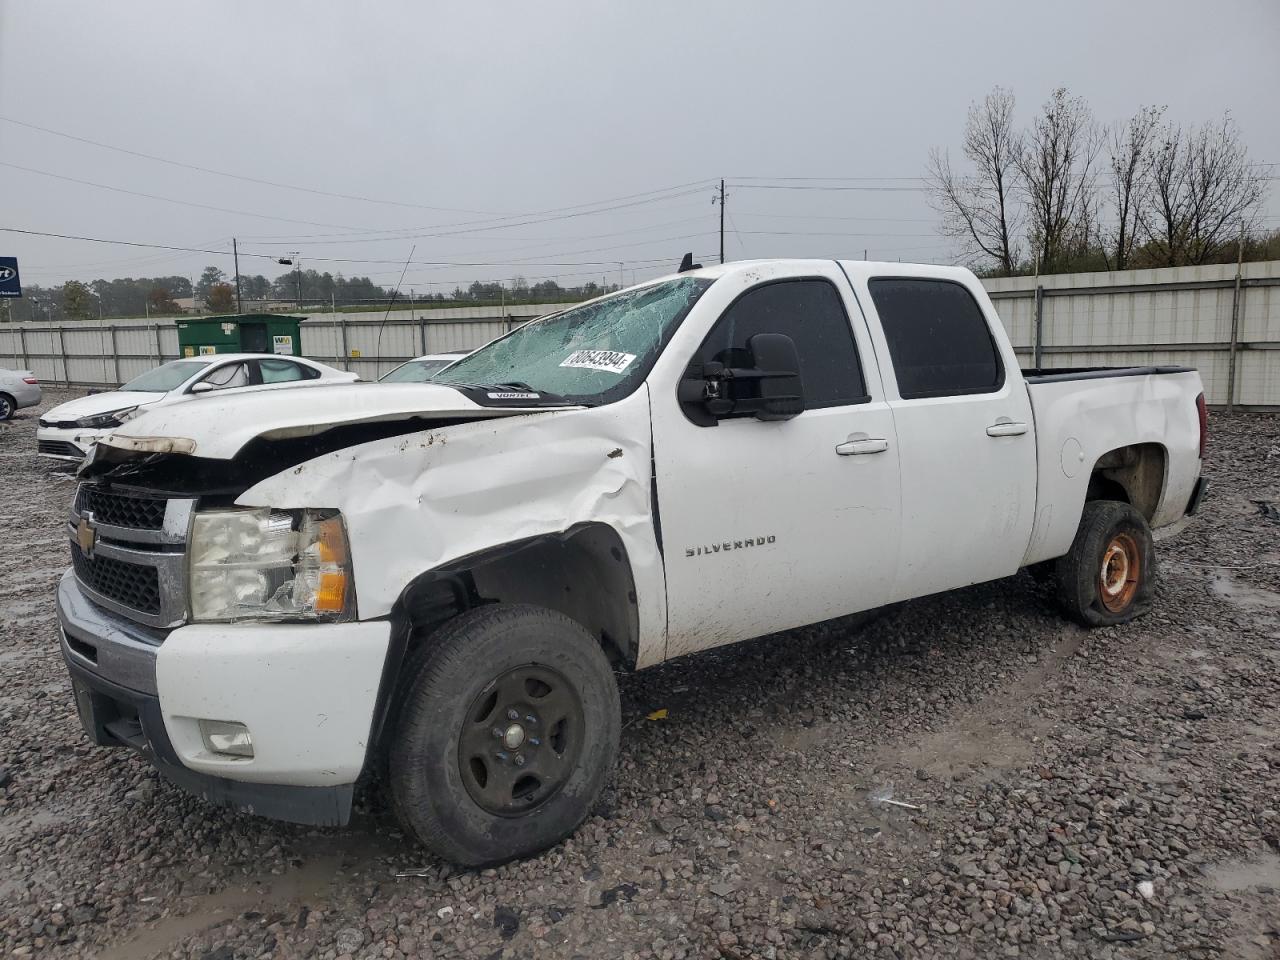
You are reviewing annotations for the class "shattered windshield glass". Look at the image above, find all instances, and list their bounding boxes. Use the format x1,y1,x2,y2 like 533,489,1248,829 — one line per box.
434,277,714,404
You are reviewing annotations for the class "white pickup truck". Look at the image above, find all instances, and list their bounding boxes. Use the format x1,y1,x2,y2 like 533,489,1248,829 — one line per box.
56,259,1208,866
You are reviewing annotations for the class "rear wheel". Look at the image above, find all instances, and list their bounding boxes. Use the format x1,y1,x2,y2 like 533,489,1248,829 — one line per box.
1054,500,1155,627
389,603,620,866
0,394,14,421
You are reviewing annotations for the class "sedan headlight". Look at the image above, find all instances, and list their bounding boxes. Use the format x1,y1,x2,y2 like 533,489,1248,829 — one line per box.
189,508,353,621
75,406,138,429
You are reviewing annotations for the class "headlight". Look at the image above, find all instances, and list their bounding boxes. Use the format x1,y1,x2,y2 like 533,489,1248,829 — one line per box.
75,406,137,429
188,508,353,622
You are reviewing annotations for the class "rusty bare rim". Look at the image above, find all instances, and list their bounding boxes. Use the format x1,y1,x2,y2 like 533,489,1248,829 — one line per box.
1098,532,1141,613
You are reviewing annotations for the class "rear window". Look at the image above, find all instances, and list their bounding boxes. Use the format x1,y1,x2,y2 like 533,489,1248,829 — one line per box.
868,278,1003,399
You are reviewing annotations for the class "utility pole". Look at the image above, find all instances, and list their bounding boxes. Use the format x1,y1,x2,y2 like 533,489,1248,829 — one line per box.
617,262,624,290
278,251,303,309
232,238,243,314
718,179,726,264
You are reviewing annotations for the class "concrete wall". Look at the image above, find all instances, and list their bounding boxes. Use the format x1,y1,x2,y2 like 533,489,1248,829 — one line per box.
3,264,1278,406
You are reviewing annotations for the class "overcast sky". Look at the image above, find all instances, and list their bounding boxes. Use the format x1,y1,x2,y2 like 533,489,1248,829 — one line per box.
1,0,1277,296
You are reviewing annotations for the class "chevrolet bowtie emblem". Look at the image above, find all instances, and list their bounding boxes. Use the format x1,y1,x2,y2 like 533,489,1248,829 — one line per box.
77,514,97,558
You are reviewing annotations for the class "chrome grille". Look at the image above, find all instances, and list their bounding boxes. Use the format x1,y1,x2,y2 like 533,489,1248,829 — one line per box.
71,550,161,614
77,486,166,530
69,483,194,629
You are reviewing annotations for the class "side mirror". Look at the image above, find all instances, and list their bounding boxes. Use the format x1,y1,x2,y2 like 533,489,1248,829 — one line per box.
678,332,806,426
189,380,217,394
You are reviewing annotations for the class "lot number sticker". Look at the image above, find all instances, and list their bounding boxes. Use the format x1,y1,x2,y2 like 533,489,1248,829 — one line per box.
560,349,636,374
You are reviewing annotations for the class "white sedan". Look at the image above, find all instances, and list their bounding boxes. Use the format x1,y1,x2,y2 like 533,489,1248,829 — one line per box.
0,367,42,420
377,351,470,383
36,353,358,462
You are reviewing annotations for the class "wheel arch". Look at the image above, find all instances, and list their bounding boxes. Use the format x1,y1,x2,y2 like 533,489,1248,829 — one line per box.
1086,442,1168,521
365,523,640,757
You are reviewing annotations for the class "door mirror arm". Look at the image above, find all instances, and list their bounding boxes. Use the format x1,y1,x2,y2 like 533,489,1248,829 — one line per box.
678,334,806,426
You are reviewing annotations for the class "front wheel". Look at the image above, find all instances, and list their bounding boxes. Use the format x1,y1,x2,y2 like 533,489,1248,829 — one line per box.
1054,500,1156,627
389,604,620,866
0,394,14,421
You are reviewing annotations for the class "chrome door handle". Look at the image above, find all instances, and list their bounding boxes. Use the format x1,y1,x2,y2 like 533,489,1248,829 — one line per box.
986,420,1028,437
835,437,889,456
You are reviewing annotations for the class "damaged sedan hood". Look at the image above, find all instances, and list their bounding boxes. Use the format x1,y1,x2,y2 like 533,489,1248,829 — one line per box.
99,382,572,461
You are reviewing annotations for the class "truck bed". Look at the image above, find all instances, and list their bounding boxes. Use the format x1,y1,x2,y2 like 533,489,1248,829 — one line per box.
1022,364,1194,383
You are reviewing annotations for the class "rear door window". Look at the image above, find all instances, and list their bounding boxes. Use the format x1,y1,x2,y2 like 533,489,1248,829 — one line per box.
868,278,1003,399
693,279,867,413
258,359,309,384
198,361,251,391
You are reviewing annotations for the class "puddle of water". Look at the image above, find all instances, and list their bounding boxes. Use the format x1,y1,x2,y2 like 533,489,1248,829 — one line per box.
1210,574,1280,610
1203,851,1280,892
96,855,343,960
95,824,401,960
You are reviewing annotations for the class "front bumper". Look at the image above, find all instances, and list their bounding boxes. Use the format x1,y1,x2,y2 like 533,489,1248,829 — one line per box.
56,571,390,826
36,425,93,462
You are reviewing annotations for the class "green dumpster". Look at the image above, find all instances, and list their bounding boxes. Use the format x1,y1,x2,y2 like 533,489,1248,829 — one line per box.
176,314,306,358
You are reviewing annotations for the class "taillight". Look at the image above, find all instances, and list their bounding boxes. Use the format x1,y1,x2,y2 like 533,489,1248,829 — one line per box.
23,377,38,385
1195,392,1207,459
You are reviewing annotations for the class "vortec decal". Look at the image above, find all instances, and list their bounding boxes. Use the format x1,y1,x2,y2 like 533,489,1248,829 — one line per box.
685,535,777,558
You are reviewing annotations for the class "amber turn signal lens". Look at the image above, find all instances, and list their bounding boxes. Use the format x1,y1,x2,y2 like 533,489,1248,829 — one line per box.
314,571,348,613
316,517,349,565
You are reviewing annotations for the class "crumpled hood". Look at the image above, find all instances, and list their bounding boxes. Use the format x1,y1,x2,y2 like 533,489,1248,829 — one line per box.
100,381,568,460
42,391,163,423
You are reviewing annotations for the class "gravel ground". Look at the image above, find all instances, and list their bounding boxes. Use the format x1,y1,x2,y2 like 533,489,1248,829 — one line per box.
1,388,1278,960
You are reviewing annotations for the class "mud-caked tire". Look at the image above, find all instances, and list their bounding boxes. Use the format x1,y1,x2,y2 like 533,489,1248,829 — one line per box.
388,603,620,867
1054,500,1156,627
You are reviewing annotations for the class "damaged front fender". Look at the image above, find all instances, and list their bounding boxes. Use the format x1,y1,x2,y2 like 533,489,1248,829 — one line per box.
235,387,668,668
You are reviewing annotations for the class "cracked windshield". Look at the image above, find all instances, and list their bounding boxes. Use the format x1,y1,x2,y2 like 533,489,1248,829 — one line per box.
434,276,714,403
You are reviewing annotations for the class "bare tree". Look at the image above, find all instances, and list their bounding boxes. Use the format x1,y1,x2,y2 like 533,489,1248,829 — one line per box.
1139,113,1266,266
1018,88,1102,273
1104,105,1164,271
927,87,1022,274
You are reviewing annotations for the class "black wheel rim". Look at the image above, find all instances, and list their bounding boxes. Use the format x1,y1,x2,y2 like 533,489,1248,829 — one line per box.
0,398,10,418
457,664,585,817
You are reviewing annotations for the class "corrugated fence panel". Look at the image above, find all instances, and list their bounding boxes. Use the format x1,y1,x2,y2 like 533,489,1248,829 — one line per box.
1236,351,1280,406
1,278,1277,404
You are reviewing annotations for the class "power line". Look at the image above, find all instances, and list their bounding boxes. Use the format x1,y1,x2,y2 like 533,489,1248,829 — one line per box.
0,161,376,231
738,211,937,223
735,229,940,238
2,114,717,233
729,175,927,182
239,212,711,257
0,114,499,216
730,182,929,193
0,225,716,271
233,185,716,245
